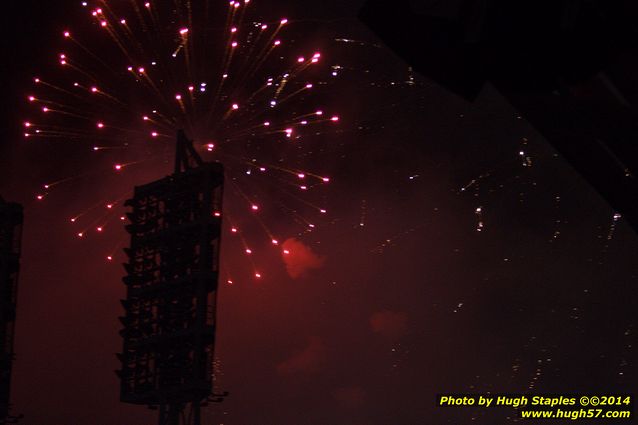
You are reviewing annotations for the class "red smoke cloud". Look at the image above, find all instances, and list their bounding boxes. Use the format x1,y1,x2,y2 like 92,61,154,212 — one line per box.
277,336,326,375
281,238,325,279
369,310,409,339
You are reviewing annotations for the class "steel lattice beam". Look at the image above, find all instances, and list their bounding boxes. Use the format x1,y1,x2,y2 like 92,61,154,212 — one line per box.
117,133,225,425
0,198,23,424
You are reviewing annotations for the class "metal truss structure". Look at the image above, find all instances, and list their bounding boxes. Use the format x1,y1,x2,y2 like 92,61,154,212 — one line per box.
0,198,23,424
117,132,226,425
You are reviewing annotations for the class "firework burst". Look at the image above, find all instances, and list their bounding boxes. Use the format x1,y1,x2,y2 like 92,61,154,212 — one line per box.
24,0,344,281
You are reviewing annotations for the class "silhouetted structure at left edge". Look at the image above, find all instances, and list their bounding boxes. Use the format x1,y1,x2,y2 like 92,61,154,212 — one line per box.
116,131,227,425
0,198,23,424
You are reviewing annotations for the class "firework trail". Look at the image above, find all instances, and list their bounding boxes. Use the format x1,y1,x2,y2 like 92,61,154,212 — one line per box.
24,0,345,281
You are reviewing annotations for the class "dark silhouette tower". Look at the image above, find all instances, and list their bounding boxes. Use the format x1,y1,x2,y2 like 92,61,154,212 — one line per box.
117,131,226,425
0,198,23,424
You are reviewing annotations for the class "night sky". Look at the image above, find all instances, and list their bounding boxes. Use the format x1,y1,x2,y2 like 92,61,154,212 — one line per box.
1,1,637,425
